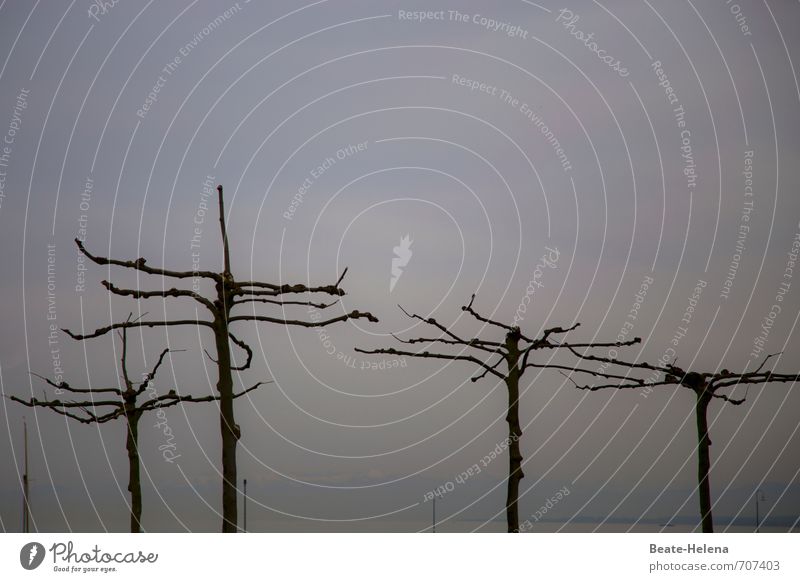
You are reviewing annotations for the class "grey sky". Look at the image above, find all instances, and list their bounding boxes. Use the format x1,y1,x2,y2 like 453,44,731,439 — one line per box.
1,0,799,532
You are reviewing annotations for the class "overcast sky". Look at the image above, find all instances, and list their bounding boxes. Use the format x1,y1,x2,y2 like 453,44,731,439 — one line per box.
1,0,799,532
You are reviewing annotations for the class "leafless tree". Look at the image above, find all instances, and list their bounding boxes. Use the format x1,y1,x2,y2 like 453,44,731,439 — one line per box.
564,349,800,533
356,295,639,532
10,318,267,532
62,185,378,532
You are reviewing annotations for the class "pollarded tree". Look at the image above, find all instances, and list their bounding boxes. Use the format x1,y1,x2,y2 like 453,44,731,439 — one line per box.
64,185,377,531
356,295,640,532
564,350,800,532
10,318,268,532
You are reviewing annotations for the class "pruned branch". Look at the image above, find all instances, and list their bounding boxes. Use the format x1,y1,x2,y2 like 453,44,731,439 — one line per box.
751,352,782,374
560,371,675,393
228,333,253,372
102,280,216,312
522,335,641,372
233,381,269,399
235,267,350,298
562,347,800,403
538,322,581,344
11,380,272,424
565,346,679,376
396,304,503,350
712,372,800,390
229,310,378,326
471,354,506,382
9,395,120,409
461,294,522,337
8,396,97,424
231,296,339,310
139,380,271,410
390,333,504,354
137,347,175,394
530,362,646,383
75,238,221,282
29,373,121,395
63,318,214,340
233,276,351,298
711,391,747,405
354,346,506,380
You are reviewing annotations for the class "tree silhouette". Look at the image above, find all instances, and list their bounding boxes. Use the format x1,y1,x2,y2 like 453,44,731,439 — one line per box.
62,185,377,532
356,295,639,532
564,350,800,532
10,317,267,532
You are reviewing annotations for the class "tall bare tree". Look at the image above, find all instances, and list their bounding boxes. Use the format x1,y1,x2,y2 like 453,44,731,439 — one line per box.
356,295,639,532
565,350,800,532
63,185,377,531
10,318,267,532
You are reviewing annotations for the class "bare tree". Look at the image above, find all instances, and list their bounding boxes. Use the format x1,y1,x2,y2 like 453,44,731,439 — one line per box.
10,318,267,532
63,185,378,532
356,295,639,532
564,349,800,532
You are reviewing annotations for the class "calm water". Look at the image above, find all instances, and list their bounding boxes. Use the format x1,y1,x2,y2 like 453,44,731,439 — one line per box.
243,519,795,533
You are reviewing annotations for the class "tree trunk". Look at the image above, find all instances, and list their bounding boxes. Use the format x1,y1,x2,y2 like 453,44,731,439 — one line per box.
504,333,524,533
214,309,239,532
125,409,142,533
214,185,239,533
695,391,714,533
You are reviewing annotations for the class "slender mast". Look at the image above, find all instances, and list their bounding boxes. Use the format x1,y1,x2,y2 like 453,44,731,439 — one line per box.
22,418,30,533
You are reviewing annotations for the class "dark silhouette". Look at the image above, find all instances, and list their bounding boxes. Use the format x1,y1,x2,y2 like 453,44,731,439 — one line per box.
10,317,267,532
565,350,800,533
356,295,639,532
62,185,377,532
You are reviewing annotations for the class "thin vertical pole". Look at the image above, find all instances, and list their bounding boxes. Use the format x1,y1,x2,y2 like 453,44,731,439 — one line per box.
243,478,247,533
22,419,30,533
756,490,761,533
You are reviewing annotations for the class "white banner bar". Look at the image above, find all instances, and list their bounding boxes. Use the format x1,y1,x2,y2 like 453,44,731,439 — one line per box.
2,533,798,581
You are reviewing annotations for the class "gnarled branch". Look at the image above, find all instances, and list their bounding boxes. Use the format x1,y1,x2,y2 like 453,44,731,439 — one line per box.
229,310,378,326
102,280,216,312
63,318,214,341
75,238,221,282
139,380,271,410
